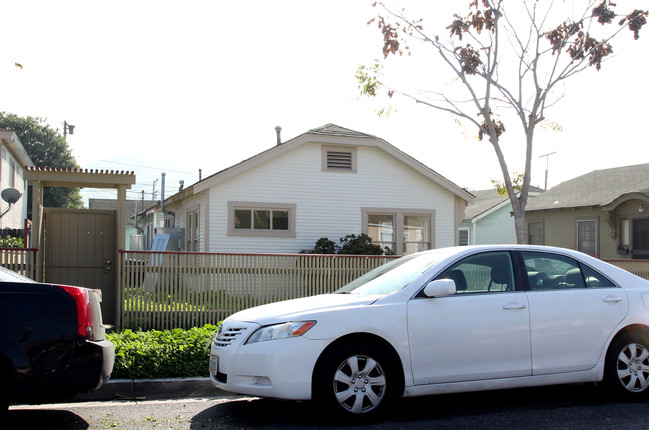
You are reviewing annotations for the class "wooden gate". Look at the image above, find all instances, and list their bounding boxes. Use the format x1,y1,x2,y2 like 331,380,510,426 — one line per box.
44,209,117,324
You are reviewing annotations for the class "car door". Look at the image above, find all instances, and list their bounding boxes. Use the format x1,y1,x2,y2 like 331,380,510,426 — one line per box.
521,251,629,375
407,251,532,385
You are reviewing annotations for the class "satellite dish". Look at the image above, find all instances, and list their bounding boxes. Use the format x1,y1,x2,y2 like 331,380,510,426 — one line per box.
1,188,22,205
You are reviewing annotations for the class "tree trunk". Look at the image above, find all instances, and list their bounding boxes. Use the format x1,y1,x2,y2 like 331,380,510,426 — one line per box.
511,197,527,244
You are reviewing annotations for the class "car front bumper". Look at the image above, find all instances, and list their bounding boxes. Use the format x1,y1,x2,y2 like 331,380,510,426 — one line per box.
209,322,329,400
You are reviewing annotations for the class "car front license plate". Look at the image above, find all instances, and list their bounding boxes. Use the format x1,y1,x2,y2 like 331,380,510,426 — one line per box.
209,353,218,376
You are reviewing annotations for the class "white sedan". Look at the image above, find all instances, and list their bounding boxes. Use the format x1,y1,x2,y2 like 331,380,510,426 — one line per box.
209,245,649,418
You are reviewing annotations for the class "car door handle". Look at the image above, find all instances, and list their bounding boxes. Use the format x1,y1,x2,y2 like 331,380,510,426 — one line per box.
602,295,623,303
503,302,527,310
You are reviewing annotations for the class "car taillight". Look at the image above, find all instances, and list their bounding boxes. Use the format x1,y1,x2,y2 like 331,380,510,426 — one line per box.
56,285,96,340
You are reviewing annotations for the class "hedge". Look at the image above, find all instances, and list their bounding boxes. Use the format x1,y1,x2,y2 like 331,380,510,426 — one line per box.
107,324,219,379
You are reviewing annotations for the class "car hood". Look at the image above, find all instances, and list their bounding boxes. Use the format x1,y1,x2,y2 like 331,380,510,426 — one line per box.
228,293,380,325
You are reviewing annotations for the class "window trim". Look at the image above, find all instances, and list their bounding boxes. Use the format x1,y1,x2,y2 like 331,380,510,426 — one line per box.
527,220,544,245
186,207,200,251
458,227,469,246
228,201,296,238
362,207,436,255
577,218,598,257
321,145,357,173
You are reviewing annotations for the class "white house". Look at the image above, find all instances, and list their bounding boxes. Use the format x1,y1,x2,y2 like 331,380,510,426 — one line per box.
141,124,474,255
0,130,32,232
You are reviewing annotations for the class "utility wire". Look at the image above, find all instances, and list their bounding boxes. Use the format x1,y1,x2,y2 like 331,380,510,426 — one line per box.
98,160,195,174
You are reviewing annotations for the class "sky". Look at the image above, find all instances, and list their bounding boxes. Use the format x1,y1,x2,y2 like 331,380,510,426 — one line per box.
2,0,648,205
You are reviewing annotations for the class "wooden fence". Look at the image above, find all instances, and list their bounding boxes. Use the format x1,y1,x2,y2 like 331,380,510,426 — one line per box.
118,251,397,330
604,259,649,280
2,247,647,331
0,248,37,279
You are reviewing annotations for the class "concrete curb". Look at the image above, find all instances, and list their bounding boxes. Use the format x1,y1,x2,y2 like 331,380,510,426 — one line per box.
75,377,233,402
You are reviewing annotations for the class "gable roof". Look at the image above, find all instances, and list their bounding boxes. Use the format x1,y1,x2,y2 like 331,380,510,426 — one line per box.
0,129,33,167
465,186,544,220
191,123,474,202
89,198,158,226
525,163,649,212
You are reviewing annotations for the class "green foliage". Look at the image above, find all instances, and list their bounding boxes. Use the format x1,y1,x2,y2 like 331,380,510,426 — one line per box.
301,233,393,255
355,61,383,97
338,233,385,255
0,112,83,208
107,324,219,379
0,235,24,248
299,237,337,254
491,172,524,197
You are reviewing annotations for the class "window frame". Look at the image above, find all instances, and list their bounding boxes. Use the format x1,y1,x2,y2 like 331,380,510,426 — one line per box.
186,208,200,251
527,220,544,245
458,227,469,246
228,201,296,238
362,207,435,255
577,219,598,257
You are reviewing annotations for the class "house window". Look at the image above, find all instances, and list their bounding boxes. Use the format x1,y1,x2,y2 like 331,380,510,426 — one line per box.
367,214,395,252
186,209,199,251
363,208,435,255
577,219,597,256
458,228,469,246
228,202,296,238
404,215,430,254
322,145,357,173
528,221,543,245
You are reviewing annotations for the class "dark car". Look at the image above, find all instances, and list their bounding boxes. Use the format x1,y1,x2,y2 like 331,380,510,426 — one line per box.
0,266,114,412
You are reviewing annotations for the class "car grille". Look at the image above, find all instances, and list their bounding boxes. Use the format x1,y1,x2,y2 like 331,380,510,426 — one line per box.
213,325,248,348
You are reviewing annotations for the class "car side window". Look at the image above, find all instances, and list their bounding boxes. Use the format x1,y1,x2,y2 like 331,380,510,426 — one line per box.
436,251,515,293
581,264,617,288
520,252,615,290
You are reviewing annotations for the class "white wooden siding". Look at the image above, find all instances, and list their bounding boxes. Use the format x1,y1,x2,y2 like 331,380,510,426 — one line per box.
207,143,458,253
166,191,207,251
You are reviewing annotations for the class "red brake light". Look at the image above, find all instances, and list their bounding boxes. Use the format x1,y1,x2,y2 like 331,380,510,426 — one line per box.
57,285,96,339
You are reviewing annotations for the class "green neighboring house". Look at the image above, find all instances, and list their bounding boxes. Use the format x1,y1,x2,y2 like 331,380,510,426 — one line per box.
525,163,649,259
459,187,543,245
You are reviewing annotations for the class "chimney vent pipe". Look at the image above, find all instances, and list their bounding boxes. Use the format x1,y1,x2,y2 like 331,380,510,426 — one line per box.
275,126,282,146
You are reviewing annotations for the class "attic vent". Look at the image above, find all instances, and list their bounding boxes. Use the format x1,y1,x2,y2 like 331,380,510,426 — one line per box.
327,151,352,170
322,145,357,173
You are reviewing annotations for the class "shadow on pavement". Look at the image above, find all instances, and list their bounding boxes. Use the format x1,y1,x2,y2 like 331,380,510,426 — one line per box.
191,384,611,429
6,409,88,430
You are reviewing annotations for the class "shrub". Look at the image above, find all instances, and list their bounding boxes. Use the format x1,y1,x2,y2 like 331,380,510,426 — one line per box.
107,324,219,379
300,233,394,255
0,235,24,248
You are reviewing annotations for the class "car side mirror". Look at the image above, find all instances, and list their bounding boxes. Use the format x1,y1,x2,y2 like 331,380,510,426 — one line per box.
423,279,456,298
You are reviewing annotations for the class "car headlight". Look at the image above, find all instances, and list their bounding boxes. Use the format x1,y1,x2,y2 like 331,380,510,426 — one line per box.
246,321,316,344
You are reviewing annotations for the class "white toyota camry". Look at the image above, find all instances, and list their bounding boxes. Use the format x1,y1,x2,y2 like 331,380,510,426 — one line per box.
209,245,649,418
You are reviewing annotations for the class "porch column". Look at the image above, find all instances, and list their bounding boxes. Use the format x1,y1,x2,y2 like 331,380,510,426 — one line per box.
31,180,44,282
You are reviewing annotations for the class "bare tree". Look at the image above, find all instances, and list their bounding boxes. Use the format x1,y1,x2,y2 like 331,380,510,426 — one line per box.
357,0,647,243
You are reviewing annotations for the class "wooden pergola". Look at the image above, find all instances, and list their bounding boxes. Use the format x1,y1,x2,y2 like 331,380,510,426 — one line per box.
24,167,136,282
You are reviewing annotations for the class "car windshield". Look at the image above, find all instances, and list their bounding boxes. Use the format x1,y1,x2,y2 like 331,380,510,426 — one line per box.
336,252,442,295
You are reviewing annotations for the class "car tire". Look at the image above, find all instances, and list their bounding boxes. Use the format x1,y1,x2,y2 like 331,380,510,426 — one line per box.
604,332,649,401
314,341,401,420
0,368,9,415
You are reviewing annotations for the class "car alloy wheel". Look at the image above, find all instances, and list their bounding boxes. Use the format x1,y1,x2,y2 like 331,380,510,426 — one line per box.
333,354,386,414
315,341,402,419
604,333,649,400
616,342,649,393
